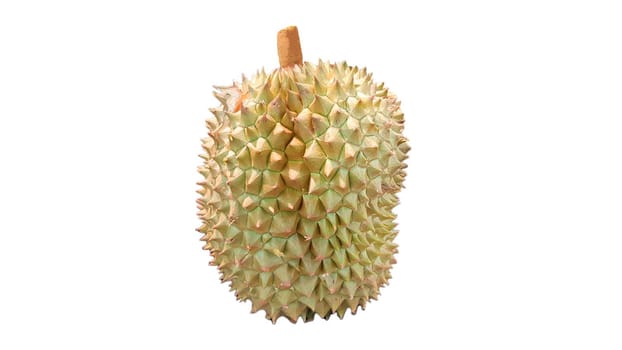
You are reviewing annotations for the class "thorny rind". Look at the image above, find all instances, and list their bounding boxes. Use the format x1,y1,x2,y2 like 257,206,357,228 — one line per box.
197,60,410,323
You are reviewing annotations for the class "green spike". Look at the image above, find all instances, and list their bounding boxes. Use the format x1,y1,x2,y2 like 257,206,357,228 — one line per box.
255,114,277,137
284,137,305,160
317,219,336,239
324,294,343,312
300,194,325,220
345,245,360,264
267,123,294,150
326,80,347,102
229,126,247,151
286,90,303,113
281,161,310,191
328,104,348,126
303,140,326,172
253,249,283,272
348,166,367,192
276,187,302,211
336,207,353,226
244,125,260,141
275,289,295,306
298,296,317,310
297,217,318,238
294,275,318,297
296,83,315,107
331,248,347,269
322,258,338,274
311,237,333,260
309,95,333,116
341,192,358,211
361,135,379,158
321,159,339,179
310,113,330,136
318,127,345,160
319,190,341,213
270,211,299,238
292,109,315,143
241,105,256,126
248,137,271,169
330,168,350,195
285,234,310,259
308,173,329,195
244,168,262,195
259,272,273,287
283,301,306,322
235,147,251,169
314,300,331,318
300,254,322,275
260,171,284,197
247,207,272,233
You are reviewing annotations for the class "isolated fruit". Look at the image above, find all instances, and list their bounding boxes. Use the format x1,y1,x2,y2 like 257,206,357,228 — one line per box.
197,26,409,323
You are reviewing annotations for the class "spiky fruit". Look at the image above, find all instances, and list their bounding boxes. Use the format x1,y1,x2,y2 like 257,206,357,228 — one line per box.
197,27,409,323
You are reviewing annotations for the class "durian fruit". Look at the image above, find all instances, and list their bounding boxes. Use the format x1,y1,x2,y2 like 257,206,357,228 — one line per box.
197,26,409,323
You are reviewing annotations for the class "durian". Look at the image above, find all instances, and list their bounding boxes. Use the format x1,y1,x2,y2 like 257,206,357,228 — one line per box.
197,26,409,323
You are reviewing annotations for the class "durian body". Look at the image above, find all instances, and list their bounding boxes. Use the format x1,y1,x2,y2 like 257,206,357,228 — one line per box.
197,60,409,323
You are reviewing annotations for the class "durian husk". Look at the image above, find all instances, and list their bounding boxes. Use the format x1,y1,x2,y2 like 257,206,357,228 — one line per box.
197,29,409,323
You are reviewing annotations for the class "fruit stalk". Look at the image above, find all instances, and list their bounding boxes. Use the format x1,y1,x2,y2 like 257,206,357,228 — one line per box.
277,26,303,68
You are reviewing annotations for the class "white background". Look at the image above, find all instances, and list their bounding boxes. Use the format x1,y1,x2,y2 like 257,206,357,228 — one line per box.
1,0,621,349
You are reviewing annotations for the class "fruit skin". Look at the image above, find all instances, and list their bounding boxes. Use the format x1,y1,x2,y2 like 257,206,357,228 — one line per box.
197,60,409,323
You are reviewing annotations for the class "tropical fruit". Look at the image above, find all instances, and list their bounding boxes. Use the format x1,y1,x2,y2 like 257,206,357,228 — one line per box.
197,26,409,323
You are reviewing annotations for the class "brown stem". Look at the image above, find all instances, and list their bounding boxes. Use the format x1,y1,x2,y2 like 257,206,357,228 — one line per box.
277,26,303,68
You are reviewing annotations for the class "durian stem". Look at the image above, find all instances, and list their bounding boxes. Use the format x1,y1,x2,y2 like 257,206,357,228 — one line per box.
277,26,303,68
